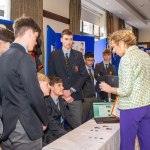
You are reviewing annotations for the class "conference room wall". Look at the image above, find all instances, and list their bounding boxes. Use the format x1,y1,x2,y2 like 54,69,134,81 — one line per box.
139,29,150,43
43,0,69,59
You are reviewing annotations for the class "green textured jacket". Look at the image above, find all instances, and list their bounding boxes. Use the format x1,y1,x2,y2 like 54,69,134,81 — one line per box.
117,45,150,110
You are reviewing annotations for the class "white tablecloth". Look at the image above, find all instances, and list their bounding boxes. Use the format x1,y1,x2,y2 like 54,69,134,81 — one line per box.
43,119,120,150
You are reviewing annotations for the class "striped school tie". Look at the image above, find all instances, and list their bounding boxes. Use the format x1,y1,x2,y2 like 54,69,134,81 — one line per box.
65,53,69,70
88,69,94,81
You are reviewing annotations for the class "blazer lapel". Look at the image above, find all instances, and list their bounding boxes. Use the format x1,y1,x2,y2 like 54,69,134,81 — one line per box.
10,43,26,53
48,97,62,116
59,98,65,118
102,62,107,74
107,63,113,75
59,49,68,73
68,49,76,72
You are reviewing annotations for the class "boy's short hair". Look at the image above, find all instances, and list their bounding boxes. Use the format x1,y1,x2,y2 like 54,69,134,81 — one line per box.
13,16,41,37
37,73,50,83
0,27,14,43
103,49,111,55
84,52,94,59
49,76,63,86
61,29,72,38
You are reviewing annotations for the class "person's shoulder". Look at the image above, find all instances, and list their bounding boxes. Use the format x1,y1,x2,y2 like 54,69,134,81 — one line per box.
21,53,34,63
45,96,53,106
95,61,103,66
58,97,64,103
109,62,114,66
71,49,82,56
99,61,103,65
9,43,28,58
10,43,26,52
52,49,62,54
45,96,53,102
59,97,67,106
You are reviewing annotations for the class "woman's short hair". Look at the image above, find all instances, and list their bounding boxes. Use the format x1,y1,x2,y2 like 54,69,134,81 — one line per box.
109,30,137,46
0,27,14,43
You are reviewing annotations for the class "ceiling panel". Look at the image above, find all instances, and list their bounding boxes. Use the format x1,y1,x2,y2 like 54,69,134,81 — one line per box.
125,0,150,20
82,0,150,29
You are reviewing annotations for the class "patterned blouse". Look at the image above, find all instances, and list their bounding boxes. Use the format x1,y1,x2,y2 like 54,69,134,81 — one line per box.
117,45,150,110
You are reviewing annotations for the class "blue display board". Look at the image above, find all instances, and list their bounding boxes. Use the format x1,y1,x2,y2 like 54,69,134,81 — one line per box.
112,53,121,75
94,38,107,66
45,25,56,75
0,19,13,31
54,33,94,53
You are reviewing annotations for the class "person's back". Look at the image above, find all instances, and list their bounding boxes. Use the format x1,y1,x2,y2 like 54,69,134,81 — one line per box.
118,46,150,109
0,17,48,150
0,27,14,139
1,43,46,139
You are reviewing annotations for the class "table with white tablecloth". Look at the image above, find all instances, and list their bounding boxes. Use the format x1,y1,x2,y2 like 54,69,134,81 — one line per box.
43,119,120,150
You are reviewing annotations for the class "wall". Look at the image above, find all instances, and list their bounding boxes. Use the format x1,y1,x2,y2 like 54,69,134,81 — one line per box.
43,0,69,33
138,28,150,42
43,0,70,69
113,15,119,31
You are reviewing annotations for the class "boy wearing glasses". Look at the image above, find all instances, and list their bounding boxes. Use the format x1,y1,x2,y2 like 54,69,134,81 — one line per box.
82,52,97,122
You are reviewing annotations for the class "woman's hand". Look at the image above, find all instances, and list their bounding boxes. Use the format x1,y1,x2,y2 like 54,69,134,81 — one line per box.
99,82,117,94
99,82,112,93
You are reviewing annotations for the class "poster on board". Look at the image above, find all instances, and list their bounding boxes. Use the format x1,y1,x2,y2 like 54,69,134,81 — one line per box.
72,41,85,55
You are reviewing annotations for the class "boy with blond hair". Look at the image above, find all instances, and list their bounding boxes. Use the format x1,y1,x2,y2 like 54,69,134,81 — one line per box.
37,73,50,97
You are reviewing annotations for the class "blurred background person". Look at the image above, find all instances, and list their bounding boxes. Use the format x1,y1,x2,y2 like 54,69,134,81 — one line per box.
0,27,14,56
28,38,43,72
100,30,150,150
0,17,48,150
82,52,97,122
0,27,14,140
95,49,116,102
